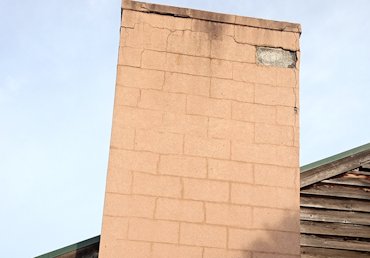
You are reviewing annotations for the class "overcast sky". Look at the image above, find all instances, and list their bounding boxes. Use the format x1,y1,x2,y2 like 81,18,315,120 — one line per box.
1,0,370,257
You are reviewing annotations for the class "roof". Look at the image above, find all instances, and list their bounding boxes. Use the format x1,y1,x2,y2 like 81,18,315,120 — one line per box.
301,143,370,188
35,236,100,258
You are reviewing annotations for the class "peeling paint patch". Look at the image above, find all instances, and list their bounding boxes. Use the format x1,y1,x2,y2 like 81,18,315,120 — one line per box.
257,47,297,68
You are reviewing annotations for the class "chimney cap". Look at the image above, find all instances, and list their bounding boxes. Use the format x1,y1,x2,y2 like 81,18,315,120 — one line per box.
122,0,301,33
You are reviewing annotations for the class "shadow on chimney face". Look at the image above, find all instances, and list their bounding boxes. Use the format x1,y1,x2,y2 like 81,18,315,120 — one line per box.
239,212,300,257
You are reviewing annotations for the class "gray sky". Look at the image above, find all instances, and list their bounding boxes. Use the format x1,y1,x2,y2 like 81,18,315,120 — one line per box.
1,0,369,257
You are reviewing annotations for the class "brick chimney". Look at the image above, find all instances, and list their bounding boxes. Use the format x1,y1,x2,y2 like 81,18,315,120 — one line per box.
100,1,301,257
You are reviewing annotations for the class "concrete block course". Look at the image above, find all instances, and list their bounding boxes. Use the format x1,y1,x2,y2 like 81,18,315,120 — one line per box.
118,46,142,67
163,72,210,97
138,90,186,114
128,218,179,243
230,183,299,210
235,25,299,51
254,84,296,107
167,30,211,57
166,53,211,76
208,159,254,183
180,223,227,248
205,203,252,228
232,102,276,124
210,78,254,103
228,229,300,254
203,248,251,258
134,129,184,154
121,24,170,51
192,19,235,38
100,0,301,257
116,66,164,89
100,216,129,242
152,244,203,258
208,118,254,142
100,240,152,258
114,86,140,107
211,36,255,63
110,125,135,150
210,59,233,79
253,207,300,232
253,253,300,258
108,149,159,174
155,198,204,223
162,112,208,137
104,193,156,218
141,50,167,70
105,167,132,194
254,164,297,188
187,95,232,119
183,178,230,202
184,135,230,159
159,155,207,178
254,123,294,146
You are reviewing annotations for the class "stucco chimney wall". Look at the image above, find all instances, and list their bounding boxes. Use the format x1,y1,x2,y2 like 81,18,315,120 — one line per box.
100,1,301,257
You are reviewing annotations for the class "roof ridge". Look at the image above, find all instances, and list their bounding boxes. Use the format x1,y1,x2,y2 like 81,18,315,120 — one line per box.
301,143,370,173
35,235,100,258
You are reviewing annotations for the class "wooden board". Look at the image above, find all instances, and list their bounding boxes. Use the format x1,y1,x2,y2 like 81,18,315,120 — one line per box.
301,183,370,200
301,220,370,238
361,163,370,170
323,177,370,187
323,171,370,187
300,195,370,212
353,170,370,176
301,207,370,226
301,246,370,258
301,234,370,252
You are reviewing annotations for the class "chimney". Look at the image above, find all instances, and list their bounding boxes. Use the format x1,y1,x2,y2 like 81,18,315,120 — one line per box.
100,1,301,257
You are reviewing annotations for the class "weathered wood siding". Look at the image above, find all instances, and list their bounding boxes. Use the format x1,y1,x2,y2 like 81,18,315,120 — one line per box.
300,167,370,257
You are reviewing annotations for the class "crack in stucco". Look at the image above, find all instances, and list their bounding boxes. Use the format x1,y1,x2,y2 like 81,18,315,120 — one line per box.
122,22,300,54
292,30,300,149
123,7,301,33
